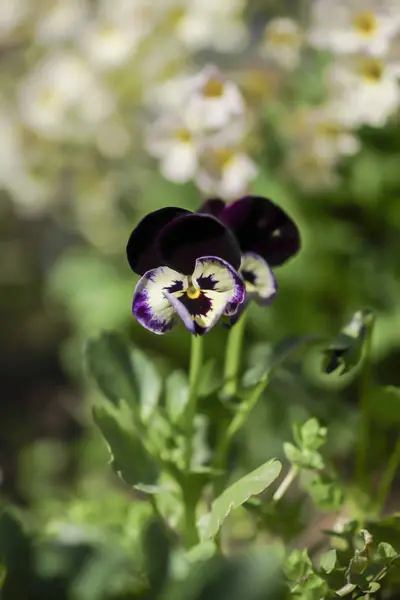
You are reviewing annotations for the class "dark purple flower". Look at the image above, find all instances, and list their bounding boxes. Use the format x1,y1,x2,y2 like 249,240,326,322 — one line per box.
199,195,300,267
197,194,301,308
126,209,245,335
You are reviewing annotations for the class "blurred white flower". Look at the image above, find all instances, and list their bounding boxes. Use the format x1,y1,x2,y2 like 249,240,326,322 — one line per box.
176,1,248,53
145,115,199,183
196,147,258,198
79,7,151,69
290,105,360,161
18,53,115,137
35,0,87,43
0,108,50,215
95,120,131,158
184,65,245,131
0,0,28,36
285,150,339,190
260,18,303,70
327,54,400,127
309,0,400,56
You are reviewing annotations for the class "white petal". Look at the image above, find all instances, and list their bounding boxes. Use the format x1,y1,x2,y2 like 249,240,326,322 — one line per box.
240,252,277,304
132,267,187,335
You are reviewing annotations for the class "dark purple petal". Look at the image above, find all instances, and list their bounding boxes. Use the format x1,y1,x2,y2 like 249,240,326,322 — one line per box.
221,195,300,267
157,214,241,275
126,207,190,275
198,198,226,218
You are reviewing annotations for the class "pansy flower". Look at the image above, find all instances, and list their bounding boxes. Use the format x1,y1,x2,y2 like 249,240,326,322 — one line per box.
199,195,301,316
126,208,246,335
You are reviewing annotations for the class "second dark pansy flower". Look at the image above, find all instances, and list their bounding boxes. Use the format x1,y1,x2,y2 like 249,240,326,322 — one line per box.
199,195,301,309
126,209,245,335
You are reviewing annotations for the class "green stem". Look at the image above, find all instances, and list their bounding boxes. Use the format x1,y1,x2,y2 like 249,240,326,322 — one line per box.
273,465,299,502
222,311,248,397
182,334,203,548
356,315,376,490
376,436,400,514
213,377,269,495
184,334,204,472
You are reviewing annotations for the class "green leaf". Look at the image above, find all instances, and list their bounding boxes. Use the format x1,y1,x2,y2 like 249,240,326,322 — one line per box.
142,517,170,595
165,370,189,424
131,349,162,423
299,419,327,451
198,459,282,541
319,549,337,573
365,386,400,427
285,549,313,582
284,443,325,470
85,333,138,408
377,542,397,560
304,472,344,511
93,404,159,486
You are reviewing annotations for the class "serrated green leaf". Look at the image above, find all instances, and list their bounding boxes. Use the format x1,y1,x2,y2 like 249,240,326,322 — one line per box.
300,418,326,451
285,549,313,581
93,405,159,486
319,549,337,573
284,443,325,470
85,333,138,408
131,349,161,423
165,370,189,424
304,473,343,511
198,459,281,541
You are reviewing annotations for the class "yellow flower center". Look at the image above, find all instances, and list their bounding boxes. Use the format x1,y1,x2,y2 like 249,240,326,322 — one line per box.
98,23,119,40
39,88,59,108
353,11,377,37
268,29,299,47
186,285,201,300
203,78,224,98
174,128,192,143
213,147,235,168
361,58,383,82
317,121,343,139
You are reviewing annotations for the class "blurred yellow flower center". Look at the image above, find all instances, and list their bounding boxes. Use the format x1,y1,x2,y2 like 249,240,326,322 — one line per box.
268,29,299,47
39,88,59,107
186,285,201,300
353,11,377,36
174,128,192,143
317,121,343,138
214,148,235,168
203,78,224,98
362,59,383,82
98,23,119,39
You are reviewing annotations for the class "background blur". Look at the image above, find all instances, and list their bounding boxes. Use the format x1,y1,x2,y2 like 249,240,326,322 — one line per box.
1,0,400,592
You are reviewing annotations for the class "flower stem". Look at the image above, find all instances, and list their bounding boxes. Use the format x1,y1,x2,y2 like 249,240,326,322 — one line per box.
182,334,203,548
356,315,376,491
376,436,400,514
273,465,299,502
213,377,269,495
185,334,204,471
222,310,248,397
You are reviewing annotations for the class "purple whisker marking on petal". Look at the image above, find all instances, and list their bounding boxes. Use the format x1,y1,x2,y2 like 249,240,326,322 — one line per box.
179,291,212,317
166,279,184,293
132,290,173,334
241,269,257,285
196,274,217,290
